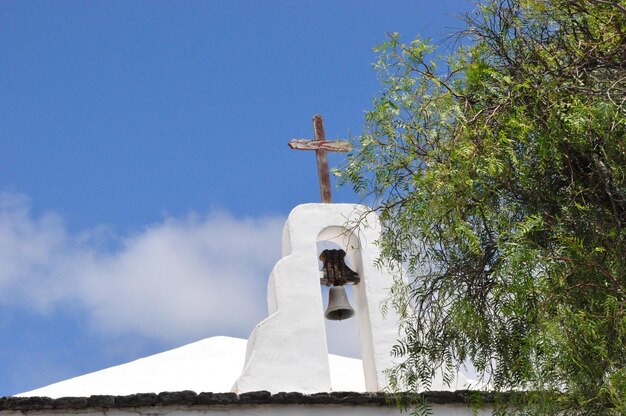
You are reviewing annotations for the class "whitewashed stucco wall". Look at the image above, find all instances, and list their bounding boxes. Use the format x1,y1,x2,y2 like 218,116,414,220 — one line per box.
234,203,406,393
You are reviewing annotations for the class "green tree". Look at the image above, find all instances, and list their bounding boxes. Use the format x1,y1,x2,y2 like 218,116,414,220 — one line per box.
342,0,626,413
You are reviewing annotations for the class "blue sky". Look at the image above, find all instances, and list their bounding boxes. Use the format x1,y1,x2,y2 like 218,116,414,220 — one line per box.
0,1,474,396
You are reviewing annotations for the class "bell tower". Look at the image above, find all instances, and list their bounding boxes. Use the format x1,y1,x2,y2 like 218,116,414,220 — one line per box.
232,203,403,393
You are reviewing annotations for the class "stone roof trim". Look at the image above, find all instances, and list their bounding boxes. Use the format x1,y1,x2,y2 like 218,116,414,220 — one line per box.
0,390,493,411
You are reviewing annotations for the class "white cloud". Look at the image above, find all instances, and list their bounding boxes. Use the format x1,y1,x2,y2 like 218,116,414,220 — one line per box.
0,192,283,343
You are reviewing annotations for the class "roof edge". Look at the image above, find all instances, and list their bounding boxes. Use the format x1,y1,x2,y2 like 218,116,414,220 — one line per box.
0,390,495,411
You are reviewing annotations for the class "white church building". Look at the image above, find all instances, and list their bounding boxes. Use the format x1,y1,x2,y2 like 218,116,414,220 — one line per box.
0,203,492,415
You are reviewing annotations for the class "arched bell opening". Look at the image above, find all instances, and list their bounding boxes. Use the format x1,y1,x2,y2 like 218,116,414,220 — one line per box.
316,227,366,391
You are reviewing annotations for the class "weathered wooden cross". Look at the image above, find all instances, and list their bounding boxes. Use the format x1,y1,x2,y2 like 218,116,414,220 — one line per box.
288,115,352,203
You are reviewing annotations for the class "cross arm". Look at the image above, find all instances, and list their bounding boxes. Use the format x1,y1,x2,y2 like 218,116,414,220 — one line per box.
288,139,352,152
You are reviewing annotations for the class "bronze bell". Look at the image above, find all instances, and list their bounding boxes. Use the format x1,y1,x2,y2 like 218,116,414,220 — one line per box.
324,286,355,321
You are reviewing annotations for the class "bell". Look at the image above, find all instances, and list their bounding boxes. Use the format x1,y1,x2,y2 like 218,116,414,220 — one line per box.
324,286,355,321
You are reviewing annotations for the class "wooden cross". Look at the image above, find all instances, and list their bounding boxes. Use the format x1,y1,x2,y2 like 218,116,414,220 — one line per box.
288,115,352,203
